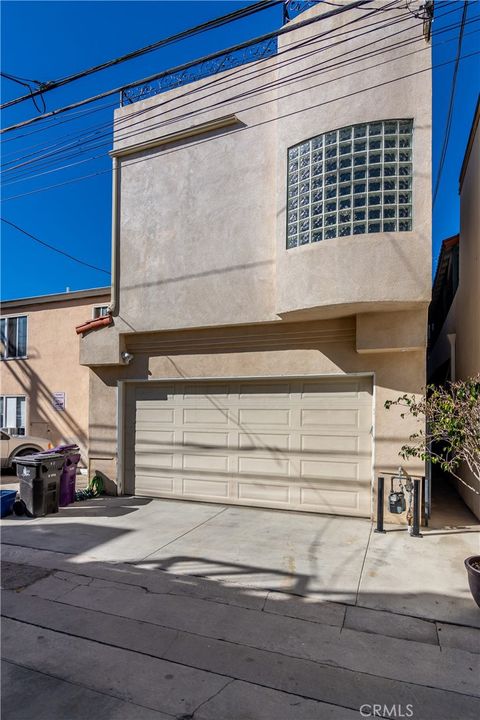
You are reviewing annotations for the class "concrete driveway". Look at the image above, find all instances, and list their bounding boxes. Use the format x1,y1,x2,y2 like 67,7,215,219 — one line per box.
1,495,480,719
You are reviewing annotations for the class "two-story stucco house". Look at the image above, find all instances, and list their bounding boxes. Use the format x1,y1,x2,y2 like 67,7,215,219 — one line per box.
80,2,431,517
1,287,110,464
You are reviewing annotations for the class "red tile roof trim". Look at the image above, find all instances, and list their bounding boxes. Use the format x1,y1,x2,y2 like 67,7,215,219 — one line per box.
75,314,113,335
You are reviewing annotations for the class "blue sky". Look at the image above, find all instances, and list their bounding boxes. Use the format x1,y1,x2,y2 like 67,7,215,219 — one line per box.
1,0,479,301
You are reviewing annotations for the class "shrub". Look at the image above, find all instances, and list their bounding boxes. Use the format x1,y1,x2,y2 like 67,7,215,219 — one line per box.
385,375,480,492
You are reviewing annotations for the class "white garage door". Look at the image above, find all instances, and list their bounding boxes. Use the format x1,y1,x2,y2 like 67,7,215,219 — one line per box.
133,377,373,517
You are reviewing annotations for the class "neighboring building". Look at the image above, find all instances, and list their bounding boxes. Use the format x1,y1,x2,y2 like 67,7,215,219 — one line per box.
428,234,459,384
1,287,110,464
80,3,432,517
429,97,480,519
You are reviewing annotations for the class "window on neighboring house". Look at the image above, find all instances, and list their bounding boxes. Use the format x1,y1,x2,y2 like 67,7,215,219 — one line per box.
0,316,27,359
0,396,26,435
92,305,109,319
286,119,413,248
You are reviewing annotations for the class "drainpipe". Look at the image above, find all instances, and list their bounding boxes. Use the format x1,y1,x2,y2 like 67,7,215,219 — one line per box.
108,156,119,315
447,333,456,381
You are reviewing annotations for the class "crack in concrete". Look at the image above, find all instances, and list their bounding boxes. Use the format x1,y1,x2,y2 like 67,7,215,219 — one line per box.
190,677,235,719
139,506,229,561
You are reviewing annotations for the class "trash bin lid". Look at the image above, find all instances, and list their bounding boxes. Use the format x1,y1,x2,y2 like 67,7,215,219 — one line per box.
18,452,64,465
52,444,79,453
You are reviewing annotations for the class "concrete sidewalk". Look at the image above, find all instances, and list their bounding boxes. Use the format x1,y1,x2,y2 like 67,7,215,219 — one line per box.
1,496,479,719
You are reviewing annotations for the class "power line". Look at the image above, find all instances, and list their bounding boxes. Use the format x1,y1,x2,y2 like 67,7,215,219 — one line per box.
4,6,475,185
0,0,374,134
1,0,463,175
0,1,284,111
2,1,406,173
1,72,47,113
0,218,110,274
3,47,478,204
432,0,468,206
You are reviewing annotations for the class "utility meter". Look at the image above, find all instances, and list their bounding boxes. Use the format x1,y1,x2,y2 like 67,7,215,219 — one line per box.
388,490,406,514
388,476,406,514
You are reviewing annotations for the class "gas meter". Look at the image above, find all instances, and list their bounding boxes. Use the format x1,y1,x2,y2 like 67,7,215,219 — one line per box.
388,475,406,514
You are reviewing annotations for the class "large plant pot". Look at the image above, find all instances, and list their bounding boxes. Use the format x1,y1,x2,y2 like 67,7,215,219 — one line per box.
465,556,480,608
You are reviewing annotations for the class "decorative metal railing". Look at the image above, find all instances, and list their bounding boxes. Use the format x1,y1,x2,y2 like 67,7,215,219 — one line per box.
283,0,320,22
120,1,321,106
121,37,277,106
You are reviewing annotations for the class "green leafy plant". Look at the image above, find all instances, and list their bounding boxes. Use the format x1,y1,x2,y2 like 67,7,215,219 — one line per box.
385,376,480,492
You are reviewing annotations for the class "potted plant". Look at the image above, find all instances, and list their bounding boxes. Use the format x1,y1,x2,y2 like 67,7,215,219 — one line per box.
465,556,480,608
385,375,480,607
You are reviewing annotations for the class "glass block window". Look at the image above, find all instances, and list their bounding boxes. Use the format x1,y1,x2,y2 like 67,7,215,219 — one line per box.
286,120,413,248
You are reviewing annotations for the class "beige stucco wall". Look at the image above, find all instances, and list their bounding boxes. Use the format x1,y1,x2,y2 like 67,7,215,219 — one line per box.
275,4,431,318
87,317,426,520
1,293,109,463
81,1,431,366
81,3,431,519
455,113,480,518
457,124,480,381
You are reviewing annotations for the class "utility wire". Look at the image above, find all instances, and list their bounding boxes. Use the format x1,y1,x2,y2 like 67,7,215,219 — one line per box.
2,12,425,181
432,0,468,206
2,0,404,170
3,47,478,204
4,7,475,184
1,72,47,113
2,10,468,186
0,218,110,274
1,0,462,171
0,0,374,134
0,1,284,111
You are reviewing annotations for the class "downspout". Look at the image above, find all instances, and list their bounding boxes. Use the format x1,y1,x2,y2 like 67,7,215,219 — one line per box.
447,333,456,381
108,156,119,315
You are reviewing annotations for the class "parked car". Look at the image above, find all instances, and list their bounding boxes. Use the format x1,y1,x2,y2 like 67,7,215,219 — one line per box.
0,431,50,472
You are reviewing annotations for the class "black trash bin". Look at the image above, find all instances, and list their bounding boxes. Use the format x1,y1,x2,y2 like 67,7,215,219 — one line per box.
15,453,64,517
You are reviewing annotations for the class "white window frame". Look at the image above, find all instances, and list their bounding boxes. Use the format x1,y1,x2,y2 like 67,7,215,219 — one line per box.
92,305,110,319
0,314,28,360
0,395,27,436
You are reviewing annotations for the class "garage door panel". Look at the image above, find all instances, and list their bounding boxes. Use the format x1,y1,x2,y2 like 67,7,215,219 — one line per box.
183,407,230,425
238,456,290,477
183,453,229,472
136,408,174,425
133,376,373,517
135,474,175,495
136,452,174,469
182,384,230,398
301,408,360,428
300,434,359,453
300,459,359,481
239,433,291,451
239,383,291,397
238,482,290,504
182,431,229,449
238,408,291,426
300,486,361,511
182,477,229,498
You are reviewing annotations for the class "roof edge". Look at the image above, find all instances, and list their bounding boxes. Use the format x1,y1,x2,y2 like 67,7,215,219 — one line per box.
459,94,480,191
1,286,111,310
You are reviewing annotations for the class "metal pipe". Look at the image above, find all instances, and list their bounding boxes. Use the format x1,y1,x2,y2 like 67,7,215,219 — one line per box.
411,478,422,538
422,474,429,527
108,156,119,315
374,476,386,534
